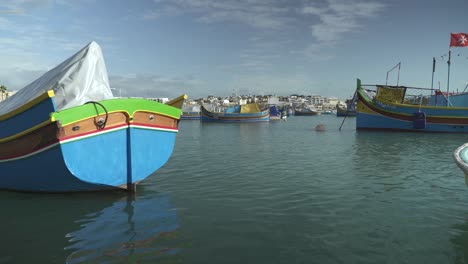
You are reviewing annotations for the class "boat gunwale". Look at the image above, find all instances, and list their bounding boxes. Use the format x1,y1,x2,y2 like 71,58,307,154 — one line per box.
50,98,182,126
358,80,468,111
0,90,55,121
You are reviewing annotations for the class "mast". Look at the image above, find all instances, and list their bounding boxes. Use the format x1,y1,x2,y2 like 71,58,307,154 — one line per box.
446,49,451,106
431,57,435,96
386,62,401,86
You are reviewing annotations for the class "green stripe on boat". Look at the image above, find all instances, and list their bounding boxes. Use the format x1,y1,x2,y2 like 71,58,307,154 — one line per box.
50,98,182,125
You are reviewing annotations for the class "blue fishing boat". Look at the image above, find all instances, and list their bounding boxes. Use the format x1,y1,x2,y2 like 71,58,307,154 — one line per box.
181,104,201,120
355,78,468,132
200,103,269,122
0,41,185,192
269,105,283,120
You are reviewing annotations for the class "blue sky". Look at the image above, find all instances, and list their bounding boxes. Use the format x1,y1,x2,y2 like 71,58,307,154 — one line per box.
1,0,468,100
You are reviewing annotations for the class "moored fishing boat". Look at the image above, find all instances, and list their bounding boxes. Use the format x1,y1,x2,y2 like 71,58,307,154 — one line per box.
181,104,201,120
294,105,321,116
0,41,185,192
356,78,468,132
200,103,269,122
356,33,468,132
336,99,356,117
269,105,282,120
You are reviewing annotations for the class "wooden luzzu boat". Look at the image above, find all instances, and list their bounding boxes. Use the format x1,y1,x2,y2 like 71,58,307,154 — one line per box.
0,41,185,192
200,103,270,122
356,79,468,132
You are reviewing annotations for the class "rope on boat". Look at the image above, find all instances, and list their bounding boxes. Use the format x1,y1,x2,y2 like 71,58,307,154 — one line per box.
85,101,108,129
339,91,357,131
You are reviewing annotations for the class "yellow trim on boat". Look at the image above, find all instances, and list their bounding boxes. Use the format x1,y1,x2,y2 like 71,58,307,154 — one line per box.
0,90,55,121
166,94,188,109
0,120,53,143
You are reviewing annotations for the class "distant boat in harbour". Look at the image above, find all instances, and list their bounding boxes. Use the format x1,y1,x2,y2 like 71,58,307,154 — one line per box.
269,105,285,120
200,103,270,122
294,105,321,116
181,104,201,120
336,99,356,117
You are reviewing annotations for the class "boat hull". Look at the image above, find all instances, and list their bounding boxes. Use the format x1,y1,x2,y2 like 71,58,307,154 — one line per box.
0,97,181,192
181,111,201,120
336,108,356,117
294,110,321,116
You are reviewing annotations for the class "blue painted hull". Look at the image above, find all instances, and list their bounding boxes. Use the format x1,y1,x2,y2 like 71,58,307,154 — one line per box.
0,124,178,192
0,95,56,139
0,95,181,192
0,145,101,192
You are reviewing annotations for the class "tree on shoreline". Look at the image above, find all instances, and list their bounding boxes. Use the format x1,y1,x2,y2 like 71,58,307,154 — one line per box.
0,85,8,100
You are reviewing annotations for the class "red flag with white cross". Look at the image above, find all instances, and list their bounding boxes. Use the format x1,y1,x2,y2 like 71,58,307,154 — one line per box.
450,33,468,47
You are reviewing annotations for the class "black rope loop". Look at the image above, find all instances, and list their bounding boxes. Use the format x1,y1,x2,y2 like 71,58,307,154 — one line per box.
85,101,108,130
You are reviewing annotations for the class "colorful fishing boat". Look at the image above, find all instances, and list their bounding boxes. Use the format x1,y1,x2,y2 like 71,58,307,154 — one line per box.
200,103,269,122
355,78,468,132
269,105,282,120
0,41,185,192
181,104,201,120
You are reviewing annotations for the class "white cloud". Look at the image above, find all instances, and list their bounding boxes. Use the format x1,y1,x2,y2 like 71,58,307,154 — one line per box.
109,73,200,99
147,0,385,62
1,0,53,10
147,0,291,29
302,0,385,43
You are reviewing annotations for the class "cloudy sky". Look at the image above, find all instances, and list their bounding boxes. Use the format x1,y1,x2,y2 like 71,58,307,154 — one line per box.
1,0,468,100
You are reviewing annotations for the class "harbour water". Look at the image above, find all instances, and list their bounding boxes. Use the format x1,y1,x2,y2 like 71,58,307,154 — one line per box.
3,116,468,263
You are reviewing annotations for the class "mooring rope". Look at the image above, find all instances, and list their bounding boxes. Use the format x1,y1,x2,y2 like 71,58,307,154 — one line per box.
85,101,108,129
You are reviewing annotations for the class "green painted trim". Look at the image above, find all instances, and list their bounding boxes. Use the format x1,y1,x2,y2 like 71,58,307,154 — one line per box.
50,98,182,126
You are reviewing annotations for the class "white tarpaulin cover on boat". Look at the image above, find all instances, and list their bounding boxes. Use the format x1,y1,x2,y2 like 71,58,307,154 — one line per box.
0,41,113,116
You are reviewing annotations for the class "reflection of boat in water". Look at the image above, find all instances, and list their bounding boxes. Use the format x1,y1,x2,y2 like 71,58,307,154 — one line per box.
1,192,179,263
66,193,179,263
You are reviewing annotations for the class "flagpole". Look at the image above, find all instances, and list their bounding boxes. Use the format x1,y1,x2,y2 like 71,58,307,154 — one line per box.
446,49,451,106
